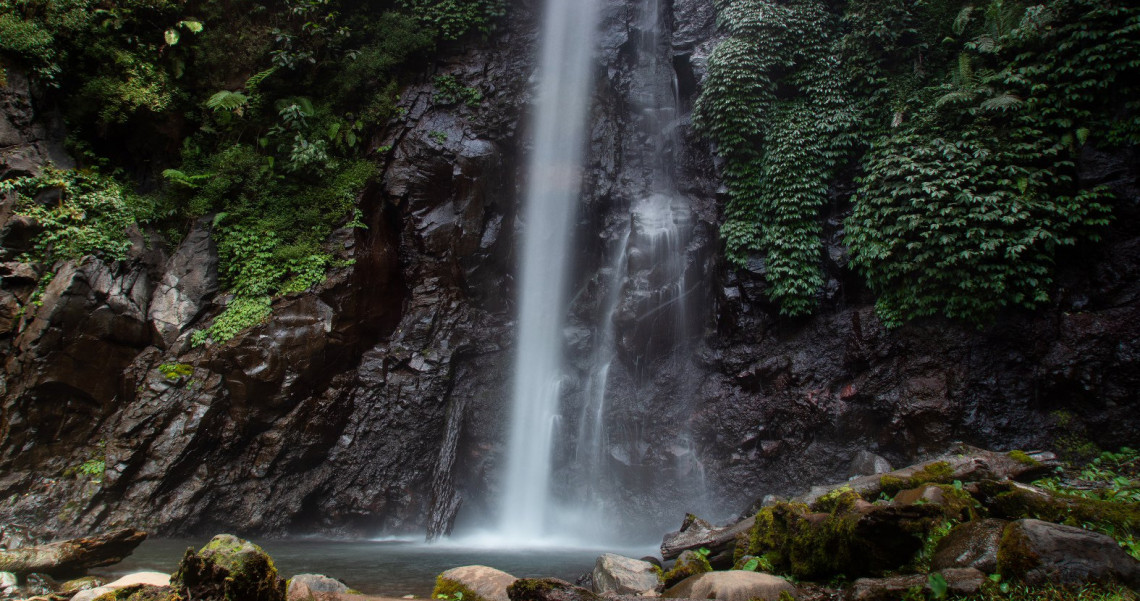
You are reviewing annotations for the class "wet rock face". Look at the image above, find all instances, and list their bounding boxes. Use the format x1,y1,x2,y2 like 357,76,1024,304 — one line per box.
1,0,1139,544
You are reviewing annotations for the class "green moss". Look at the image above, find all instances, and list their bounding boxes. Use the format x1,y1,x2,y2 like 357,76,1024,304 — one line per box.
172,535,283,601
880,461,955,497
812,486,862,514
737,501,864,580
997,523,1040,581
433,577,487,601
94,586,184,601
158,362,194,380
507,579,596,601
981,480,1140,537
662,551,712,588
959,582,1138,601
1008,450,1039,467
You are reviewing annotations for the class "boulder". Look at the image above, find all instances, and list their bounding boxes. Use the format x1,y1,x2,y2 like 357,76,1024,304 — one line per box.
171,534,285,601
797,446,1059,507
0,572,17,597
847,568,984,601
0,528,147,577
849,451,893,478
91,584,181,600
507,578,600,601
662,550,712,588
73,572,171,601
591,553,661,596
663,571,795,601
147,216,218,348
437,565,518,601
288,573,350,601
998,519,1140,587
660,514,754,564
932,519,1007,573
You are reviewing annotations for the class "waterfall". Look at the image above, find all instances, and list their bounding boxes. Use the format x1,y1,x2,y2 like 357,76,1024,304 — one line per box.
498,0,603,541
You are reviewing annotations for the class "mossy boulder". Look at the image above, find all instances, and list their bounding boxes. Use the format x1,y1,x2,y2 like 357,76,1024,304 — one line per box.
931,518,1007,573
92,584,184,601
848,568,985,601
662,550,713,588
506,578,599,601
737,499,945,580
997,519,1140,587
435,566,517,601
170,534,285,601
891,484,976,521
977,480,1140,537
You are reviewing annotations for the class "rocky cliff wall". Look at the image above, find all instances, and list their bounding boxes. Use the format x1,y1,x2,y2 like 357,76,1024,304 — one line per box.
0,0,1137,542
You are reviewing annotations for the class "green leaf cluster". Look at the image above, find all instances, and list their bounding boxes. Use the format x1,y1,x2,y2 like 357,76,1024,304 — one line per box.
698,0,1137,325
397,0,505,40
0,166,140,263
695,0,858,316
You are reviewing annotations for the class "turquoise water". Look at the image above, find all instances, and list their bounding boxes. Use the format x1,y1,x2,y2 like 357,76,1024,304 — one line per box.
93,538,658,596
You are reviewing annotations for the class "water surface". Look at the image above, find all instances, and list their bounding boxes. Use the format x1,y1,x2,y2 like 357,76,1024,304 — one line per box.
94,538,656,597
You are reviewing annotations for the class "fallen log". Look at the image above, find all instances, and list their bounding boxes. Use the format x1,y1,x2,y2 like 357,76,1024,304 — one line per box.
0,528,147,577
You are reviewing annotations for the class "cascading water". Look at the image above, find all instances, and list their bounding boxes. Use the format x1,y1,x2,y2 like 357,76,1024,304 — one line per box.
565,0,705,538
498,0,603,542
497,0,707,544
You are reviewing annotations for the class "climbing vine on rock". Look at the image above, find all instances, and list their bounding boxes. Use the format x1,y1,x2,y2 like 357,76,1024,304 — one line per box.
695,0,856,316
699,0,1136,325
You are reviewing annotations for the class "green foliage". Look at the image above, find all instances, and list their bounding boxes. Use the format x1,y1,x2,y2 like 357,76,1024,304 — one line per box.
698,0,1136,325
0,166,137,263
927,573,948,599
842,0,1133,326
1032,447,1140,559
695,0,857,315
433,75,483,107
190,295,272,346
661,549,713,587
158,362,194,380
846,129,1111,327
398,0,506,40
880,462,956,497
952,582,1137,601
433,577,484,601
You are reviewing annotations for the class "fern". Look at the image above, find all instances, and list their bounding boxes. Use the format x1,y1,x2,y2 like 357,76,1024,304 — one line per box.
206,90,250,113
244,66,278,92
980,93,1024,112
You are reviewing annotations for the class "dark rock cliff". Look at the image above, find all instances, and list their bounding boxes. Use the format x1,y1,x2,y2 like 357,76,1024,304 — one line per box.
0,0,1137,542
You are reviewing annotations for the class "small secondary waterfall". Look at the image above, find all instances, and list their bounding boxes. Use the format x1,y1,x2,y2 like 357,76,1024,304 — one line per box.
567,0,702,537
498,0,603,541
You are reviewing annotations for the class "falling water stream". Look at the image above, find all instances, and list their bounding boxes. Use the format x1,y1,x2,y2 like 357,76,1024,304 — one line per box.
500,0,700,544
498,0,604,541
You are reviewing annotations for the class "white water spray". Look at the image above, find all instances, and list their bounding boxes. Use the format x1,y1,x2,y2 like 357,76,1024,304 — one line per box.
499,0,602,542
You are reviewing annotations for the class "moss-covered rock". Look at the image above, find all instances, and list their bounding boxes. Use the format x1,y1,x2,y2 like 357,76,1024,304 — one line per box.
810,486,862,514
506,578,599,601
892,483,977,522
93,584,184,601
662,550,713,588
737,497,947,580
879,461,955,497
997,519,1140,587
1007,450,1039,467
435,566,517,601
977,480,1140,537
170,534,285,601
